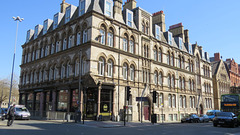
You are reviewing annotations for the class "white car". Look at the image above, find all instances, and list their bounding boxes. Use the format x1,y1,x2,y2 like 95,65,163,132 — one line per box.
12,105,31,120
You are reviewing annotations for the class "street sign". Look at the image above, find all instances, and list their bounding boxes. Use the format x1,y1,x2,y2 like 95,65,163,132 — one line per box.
136,97,148,101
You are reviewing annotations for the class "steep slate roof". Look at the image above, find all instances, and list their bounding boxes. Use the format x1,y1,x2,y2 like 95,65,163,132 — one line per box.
211,60,221,75
87,0,103,14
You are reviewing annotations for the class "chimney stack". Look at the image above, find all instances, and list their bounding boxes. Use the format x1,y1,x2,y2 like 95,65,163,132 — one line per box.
184,29,189,43
169,23,185,42
152,10,166,32
123,0,137,10
61,0,70,14
214,53,220,61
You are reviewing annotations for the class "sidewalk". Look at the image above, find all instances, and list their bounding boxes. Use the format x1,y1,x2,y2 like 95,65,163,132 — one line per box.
43,120,181,128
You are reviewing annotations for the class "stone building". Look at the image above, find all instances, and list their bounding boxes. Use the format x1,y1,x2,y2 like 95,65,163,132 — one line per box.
210,53,230,110
19,0,213,122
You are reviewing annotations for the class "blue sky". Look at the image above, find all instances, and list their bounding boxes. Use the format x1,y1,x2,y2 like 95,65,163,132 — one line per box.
0,0,239,81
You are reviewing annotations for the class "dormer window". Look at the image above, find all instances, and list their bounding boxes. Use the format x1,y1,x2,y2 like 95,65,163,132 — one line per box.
105,0,113,17
34,25,43,39
127,10,133,27
65,5,77,23
65,7,71,23
26,29,34,43
155,25,161,40
43,21,48,34
79,0,85,16
43,19,53,35
179,38,183,50
53,13,64,30
53,14,58,29
168,33,172,45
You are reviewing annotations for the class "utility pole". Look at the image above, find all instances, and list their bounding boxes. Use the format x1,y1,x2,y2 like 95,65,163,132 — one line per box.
8,16,23,107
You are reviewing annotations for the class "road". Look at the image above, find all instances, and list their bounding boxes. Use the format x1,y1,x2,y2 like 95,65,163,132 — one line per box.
0,120,240,135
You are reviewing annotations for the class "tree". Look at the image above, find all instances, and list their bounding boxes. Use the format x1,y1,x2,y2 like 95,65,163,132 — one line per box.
0,76,19,107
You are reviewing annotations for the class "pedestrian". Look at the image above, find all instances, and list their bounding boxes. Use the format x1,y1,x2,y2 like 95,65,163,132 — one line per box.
7,104,15,126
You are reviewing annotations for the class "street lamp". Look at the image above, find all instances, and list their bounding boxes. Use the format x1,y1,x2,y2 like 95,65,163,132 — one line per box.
8,16,24,107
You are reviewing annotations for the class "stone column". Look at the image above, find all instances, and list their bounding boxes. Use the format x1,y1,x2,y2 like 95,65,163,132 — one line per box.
52,90,57,111
97,83,102,119
40,92,44,117
112,88,116,119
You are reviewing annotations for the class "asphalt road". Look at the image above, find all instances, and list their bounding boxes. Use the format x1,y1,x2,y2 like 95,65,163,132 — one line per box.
0,120,240,135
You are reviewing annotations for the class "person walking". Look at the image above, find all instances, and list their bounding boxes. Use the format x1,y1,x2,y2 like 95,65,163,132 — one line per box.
7,104,15,126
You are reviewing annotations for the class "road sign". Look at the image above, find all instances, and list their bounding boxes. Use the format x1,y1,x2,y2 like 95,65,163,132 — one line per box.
136,97,148,101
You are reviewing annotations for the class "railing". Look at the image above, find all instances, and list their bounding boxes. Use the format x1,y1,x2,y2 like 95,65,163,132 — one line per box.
29,111,76,121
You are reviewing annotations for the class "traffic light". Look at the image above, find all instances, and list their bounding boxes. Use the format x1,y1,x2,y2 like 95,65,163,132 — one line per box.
153,91,156,103
126,86,131,101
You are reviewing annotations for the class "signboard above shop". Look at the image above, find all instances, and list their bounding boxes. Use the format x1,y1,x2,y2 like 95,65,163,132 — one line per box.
136,97,148,101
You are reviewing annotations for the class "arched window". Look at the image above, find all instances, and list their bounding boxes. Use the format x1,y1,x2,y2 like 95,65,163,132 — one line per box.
43,68,46,81
189,79,192,91
56,41,60,53
178,56,181,68
39,70,42,83
168,74,171,88
129,37,134,54
172,95,176,108
193,97,195,108
107,59,113,77
179,77,182,90
142,21,145,32
83,29,88,43
183,96,186,108
63,38,67,50
82,57,86,75
146,22,149,34
49,67,53,81
98,57,105,76
75,59,79,76
45,45,49,56
158,72,163,86
154,71,158,85
167,52,170,65
158,48,162,62
171,52,174,66
130,65,135,81
66,61,71,78
107,28,114,47
171,75,175,89
153,46,157,61
68,35,73,48
34,71,37,83
41,47,44,58
123,34,128,52
51,43,55,54
180,95,183,108
168,94,172,108
61,63,65,79
182,77,185,90
191,60,194,72
123,63,128,80
192,80,195,91
181,57,185,69
100,25,106,45
190,96,192,108
54,65,57,80
77,31,81,45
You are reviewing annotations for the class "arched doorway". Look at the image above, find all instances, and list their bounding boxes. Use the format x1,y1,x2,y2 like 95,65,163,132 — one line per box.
143,99,151,121
200,104,203,114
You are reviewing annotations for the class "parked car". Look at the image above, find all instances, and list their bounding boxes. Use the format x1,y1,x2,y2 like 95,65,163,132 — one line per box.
213,112,239,128
14,105,31,120
181,114,200,123
2,108,8,119
206,110,221,121
0,108,4,120
199,114,210,123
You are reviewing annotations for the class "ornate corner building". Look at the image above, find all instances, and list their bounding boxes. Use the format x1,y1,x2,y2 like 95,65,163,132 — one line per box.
19,0,213,122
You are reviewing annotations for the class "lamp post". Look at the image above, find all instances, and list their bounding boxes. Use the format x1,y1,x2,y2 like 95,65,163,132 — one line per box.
8,16,24,107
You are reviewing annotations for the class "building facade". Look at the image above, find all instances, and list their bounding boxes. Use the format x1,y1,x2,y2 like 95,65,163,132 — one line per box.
211,53,230,110
225,58,240,87
19,0,213,122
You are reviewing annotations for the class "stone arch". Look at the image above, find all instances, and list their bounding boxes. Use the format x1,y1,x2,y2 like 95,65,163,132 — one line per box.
121,59,130,66
107,55,116,65
97,52,107,61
